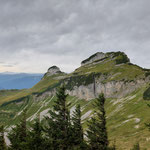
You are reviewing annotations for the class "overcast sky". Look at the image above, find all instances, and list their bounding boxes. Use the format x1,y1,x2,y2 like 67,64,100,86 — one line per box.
0,0,149,73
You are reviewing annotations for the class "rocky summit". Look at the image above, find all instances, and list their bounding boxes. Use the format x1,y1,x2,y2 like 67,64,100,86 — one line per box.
0,51,150,149
81,51,130,66
81,52,106,66
43,65,62,78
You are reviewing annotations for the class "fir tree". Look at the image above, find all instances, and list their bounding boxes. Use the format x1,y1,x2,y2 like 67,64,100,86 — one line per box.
87,93,108,150
71,104,86,149
8,109,28,150
27,116,46,150
0,125,7,150
44,85,71,150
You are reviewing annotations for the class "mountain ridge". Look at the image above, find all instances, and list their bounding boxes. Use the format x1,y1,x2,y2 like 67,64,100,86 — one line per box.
0,51,150,149
0,51,150,105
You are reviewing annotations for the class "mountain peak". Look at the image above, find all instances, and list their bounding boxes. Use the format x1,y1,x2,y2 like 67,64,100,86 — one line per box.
81,52,106,66
46,66,62,76
81,51,130,66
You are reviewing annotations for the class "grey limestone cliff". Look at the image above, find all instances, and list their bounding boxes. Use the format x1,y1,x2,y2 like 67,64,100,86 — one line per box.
36,52,147,100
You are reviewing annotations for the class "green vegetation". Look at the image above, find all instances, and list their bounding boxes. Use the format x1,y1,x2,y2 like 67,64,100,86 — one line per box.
87,94,108,150
143,86,150,100
65,73,101,90
2,87,110,150
27,117,46,150
145,71,150,77
31,75,58,93
0,89,22,105
130,142,140,150
72,104,85,149
0,84,150,149
0,126,7,150
4,87,149,149
74,60,144,82
8,109,28,150
44,86,72,149
115,53,130,64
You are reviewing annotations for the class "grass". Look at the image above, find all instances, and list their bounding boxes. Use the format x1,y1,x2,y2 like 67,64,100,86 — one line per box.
0,86,150,149
73,59,144,81
30,75,59,93
105,85,150,149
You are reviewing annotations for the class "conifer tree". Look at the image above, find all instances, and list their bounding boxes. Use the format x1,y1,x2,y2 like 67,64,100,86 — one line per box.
44,85,71,150
87,93,108,150
0,125,7,150
27,116,46,150
8,109,28,150
71,104,86,149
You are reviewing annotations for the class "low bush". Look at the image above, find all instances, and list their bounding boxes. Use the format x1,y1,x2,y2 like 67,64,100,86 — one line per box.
143,87,150,100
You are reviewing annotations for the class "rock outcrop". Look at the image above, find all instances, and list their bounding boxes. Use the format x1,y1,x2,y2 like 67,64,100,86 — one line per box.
36,72,149,101
34,51,148,101
81,52,106,66
81,51,130,66
66,79,148,100
45,66,62,77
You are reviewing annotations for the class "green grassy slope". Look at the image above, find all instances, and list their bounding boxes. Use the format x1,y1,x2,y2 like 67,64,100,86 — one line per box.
106,85,150,149
73,59,145,81
0,87,150,149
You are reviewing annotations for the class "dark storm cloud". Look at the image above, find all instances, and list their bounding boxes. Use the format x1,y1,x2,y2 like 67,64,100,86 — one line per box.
0,0,149,73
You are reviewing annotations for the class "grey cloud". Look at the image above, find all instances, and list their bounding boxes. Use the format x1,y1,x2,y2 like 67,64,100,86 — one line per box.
0,0,149,73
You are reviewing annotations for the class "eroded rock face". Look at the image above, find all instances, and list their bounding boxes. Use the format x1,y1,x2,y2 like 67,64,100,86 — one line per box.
35,77,149,101
81,52,106,66
35,52,146,100
46,66,61,76
66,79,148,100
81,51,130,66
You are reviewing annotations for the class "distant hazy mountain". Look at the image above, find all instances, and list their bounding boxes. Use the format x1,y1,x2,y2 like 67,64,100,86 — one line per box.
0,72,43,89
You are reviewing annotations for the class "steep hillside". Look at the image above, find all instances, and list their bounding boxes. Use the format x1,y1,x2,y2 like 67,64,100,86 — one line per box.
0,51,150,149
